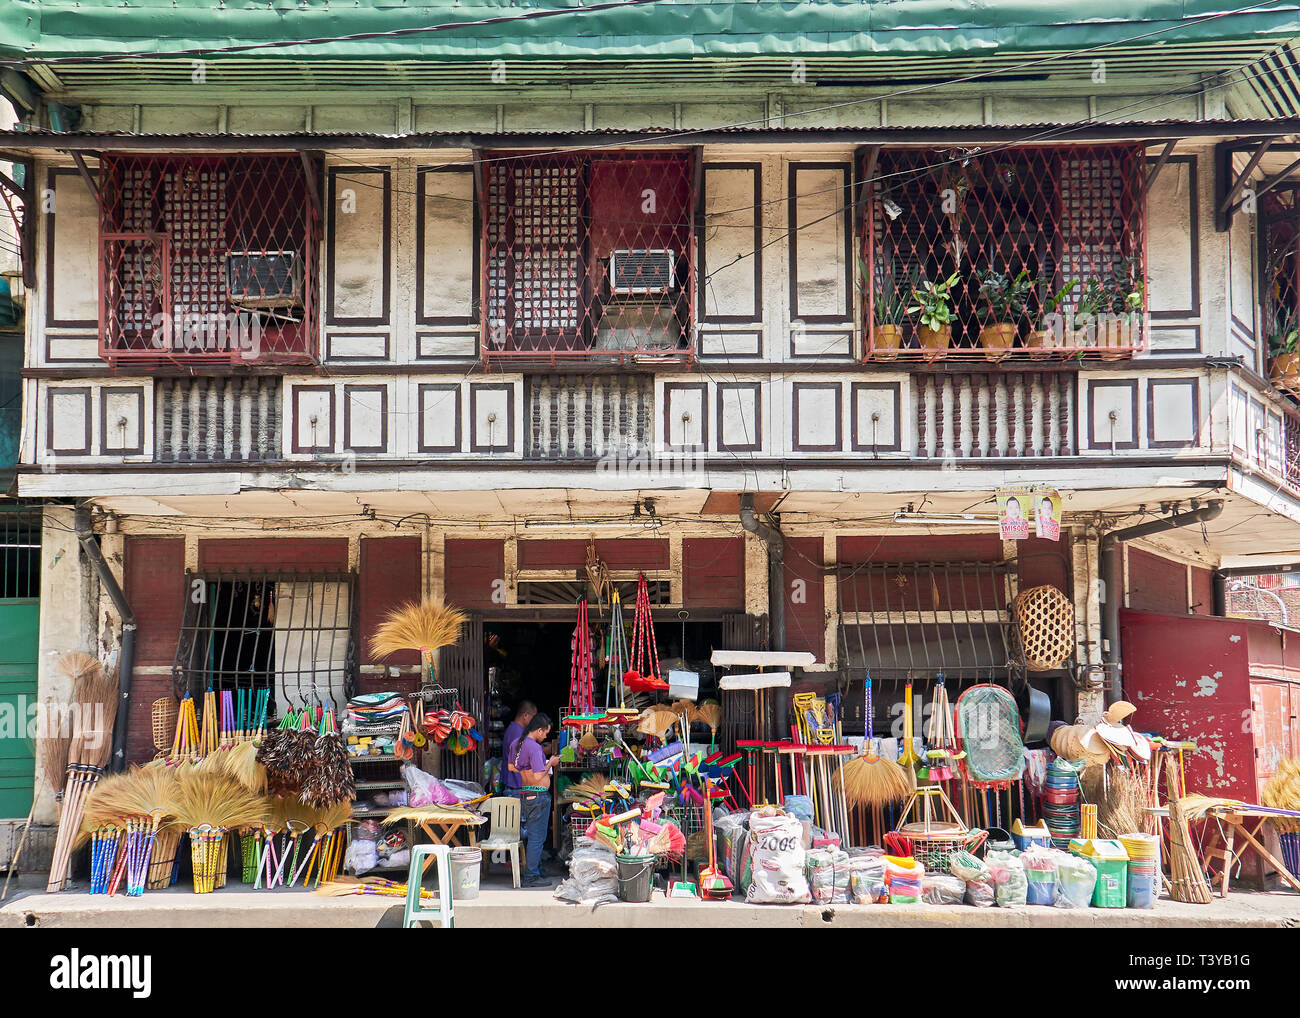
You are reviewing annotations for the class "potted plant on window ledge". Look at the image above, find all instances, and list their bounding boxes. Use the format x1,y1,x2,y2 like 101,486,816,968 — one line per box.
976,268,1032,361
1268,309,1300,391
1078,257,1144,360
860,258,906,359
1025,280,1077,359
907,273,959,360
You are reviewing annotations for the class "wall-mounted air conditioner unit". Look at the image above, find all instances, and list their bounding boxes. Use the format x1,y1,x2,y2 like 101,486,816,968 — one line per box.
227,251,303,307
609,249,675,295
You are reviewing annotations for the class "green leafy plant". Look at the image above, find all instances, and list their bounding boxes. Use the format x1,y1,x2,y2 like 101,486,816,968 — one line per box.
859,257,909,327
1034,280,1078,330
977,268,1033,323
1269,308,1298,358
906,272,960,332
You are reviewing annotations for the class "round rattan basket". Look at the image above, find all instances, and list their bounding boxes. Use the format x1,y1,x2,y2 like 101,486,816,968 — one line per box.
1015,584,1075,671
152,696,179,753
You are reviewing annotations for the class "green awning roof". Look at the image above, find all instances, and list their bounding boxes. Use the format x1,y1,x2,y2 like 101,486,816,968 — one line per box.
4,0,1300,65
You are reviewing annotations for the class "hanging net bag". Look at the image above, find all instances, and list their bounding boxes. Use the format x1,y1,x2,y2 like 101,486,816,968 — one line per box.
954,683,1025,786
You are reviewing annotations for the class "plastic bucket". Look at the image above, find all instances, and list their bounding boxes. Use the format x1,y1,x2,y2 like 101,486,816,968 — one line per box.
616,854,656,903
449,847,482,901
1127,859,1159,908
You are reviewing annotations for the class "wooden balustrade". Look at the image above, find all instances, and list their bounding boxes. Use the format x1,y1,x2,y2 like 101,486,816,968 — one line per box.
913,370,1076,459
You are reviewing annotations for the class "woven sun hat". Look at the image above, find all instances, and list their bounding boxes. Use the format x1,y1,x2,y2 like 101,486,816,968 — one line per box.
1094,719,1136,752
1076,722,1118,764
1103,700,1137,725
1129,732,1152,762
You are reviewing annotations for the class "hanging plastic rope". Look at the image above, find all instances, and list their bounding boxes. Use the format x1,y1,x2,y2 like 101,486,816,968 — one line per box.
606,589,630,708
568,597,596,714
625,573,668,693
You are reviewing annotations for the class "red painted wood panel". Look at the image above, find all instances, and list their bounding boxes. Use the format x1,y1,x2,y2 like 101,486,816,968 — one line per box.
838,534,1004,563
1126,548,1188,615
1120,609,1254,796
196,538,349,571
359,536,421,668
1017,536,1072,593
682,537,744,610
445,538,504,610
515,538,669,571
123,536,187,765
784,536,824,662
1189,565,1215,615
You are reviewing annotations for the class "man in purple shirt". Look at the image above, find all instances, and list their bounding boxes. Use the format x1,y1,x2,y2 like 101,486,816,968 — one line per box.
509,712,558,885
501,700,536,793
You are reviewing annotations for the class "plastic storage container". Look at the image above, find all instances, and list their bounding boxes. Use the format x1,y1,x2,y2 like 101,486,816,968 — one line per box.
449,846,482,900
1119,833,1160,908
1070,838,1129,908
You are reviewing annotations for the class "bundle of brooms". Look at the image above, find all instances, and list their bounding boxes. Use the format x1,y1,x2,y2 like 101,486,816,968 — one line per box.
78,764,181,896
165,767,269,893
1,704,72,902
1078,763,1147,839
47,654,119,892
1262,758,1300,875
1165,765,1212,904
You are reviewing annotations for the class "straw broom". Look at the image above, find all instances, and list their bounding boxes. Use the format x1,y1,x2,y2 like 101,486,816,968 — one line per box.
47,655,118,892
368,599,467,684
1165,765,1212,904
165,768,269,893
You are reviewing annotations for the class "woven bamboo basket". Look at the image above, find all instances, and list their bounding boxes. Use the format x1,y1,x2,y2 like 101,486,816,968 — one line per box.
152,697,179,754
1014,585,1075,671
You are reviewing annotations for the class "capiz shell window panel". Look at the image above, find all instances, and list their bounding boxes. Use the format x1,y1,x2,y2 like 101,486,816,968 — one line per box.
98,153,321,364
483,151,694,364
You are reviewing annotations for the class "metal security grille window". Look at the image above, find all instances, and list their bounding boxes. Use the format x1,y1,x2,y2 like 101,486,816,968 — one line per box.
861,144,1147,361
483,151,695,365
836,560,1022,733
98,153,321,365
172,571,358,717
0,508,39,599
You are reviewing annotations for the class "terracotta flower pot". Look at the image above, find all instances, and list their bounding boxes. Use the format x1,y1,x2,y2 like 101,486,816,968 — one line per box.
1272,352,1300,388
979,322,1016,361
1025,328,1057,359
918,324,951,359
872,323,902,360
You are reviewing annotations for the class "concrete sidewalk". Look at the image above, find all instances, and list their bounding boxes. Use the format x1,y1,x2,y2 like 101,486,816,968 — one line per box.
4,874,1299,928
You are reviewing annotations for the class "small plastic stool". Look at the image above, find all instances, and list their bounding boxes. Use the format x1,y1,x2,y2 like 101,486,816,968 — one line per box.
404,845,455,928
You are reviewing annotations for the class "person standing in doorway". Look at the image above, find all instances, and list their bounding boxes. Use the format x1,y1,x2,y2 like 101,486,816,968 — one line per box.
511,713,559,886
501,700,536,794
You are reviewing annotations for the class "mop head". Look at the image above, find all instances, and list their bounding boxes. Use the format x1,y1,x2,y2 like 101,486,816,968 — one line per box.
719,672,791,691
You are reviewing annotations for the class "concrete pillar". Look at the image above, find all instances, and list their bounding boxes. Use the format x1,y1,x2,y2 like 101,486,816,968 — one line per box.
33,506,99,822
1071,530,1105,724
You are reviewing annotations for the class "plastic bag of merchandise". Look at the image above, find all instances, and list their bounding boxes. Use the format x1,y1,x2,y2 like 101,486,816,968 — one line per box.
713,811,750,885
847,848,886,905
401,763,458,807
1053,851,1098,909
921,873,967,905
345,837,379,875
443,778,484,804
985,849,1028,907
948,848,991,884
745,809,811,904
883,855,925,904
805,847,851,904
964,878,996,907
1021,845,1062,906
554,838,620,905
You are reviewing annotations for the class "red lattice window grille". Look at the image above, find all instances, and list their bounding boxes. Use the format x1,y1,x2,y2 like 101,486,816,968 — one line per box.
1261,187,1300,382
98,153,321,365
482,150,695,365
861,144,1147,362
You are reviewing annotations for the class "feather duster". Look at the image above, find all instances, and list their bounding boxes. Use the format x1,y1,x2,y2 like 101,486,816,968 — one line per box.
299,730,355,809
257,727,317,798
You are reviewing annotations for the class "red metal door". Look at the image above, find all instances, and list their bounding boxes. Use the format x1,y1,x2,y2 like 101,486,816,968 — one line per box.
1119,609,1255,797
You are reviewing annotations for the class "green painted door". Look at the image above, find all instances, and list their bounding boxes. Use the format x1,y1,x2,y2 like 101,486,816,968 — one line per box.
0,598,39,817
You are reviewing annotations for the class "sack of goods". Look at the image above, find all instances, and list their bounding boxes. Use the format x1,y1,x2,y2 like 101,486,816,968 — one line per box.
883,855,925,904
745,810,811,904
985,850,1028,907
805,847,851,904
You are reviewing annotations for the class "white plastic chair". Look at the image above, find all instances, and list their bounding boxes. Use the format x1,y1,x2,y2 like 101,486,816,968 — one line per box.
404,845,454,928
477,795,523,888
